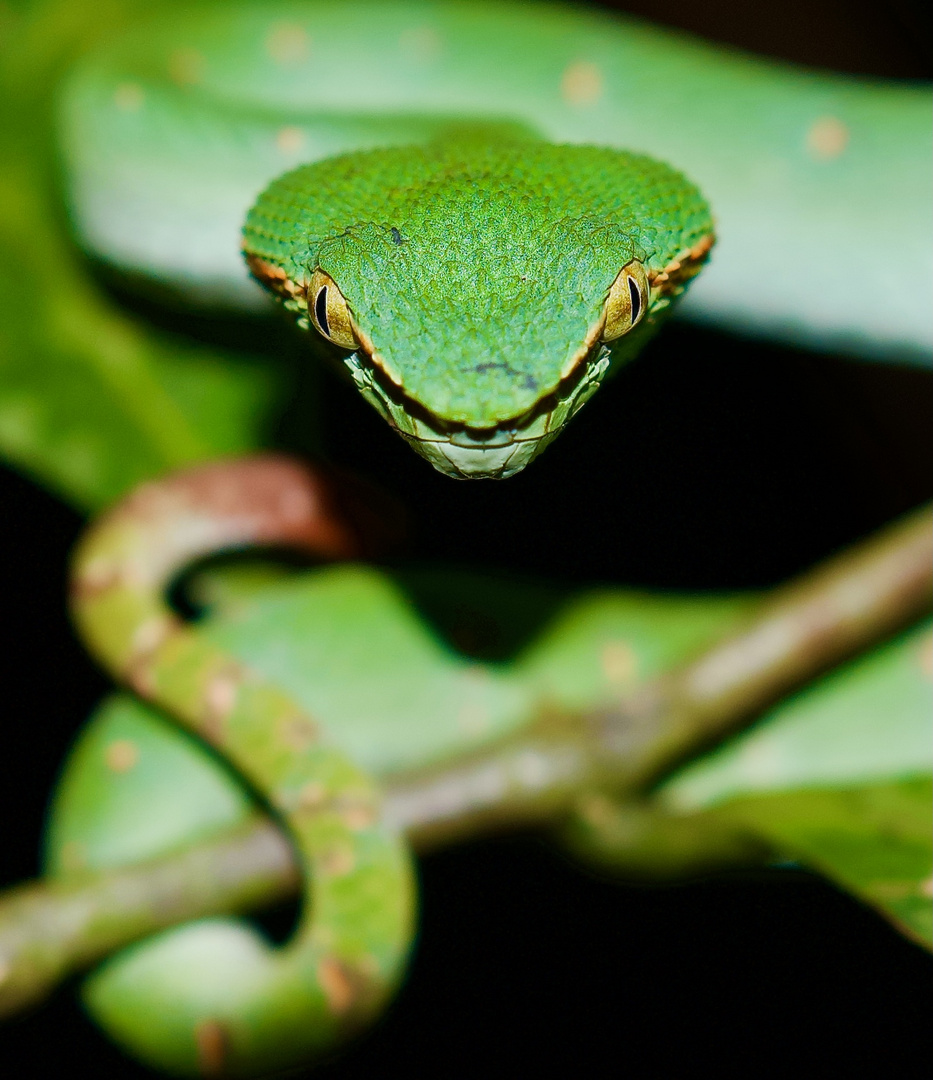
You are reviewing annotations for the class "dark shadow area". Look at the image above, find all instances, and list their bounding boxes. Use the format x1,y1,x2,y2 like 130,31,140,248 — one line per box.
1,0,930,1075
314,322,933,589
2,322,929,1079
3,833,931,1076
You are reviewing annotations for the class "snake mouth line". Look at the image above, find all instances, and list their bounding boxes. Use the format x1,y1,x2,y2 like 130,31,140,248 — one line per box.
343,339,611,478
366,338,603,436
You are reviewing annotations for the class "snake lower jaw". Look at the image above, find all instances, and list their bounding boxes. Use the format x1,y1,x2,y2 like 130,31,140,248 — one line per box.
399,428,561,480
342,346,612,479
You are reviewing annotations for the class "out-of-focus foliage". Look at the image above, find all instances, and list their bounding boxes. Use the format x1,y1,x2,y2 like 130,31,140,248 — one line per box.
1,0,929,956
665,625,932,801
45,564,933,947
0,227,276,507
0,0,278,509
714,778,932,947
660,624,933,945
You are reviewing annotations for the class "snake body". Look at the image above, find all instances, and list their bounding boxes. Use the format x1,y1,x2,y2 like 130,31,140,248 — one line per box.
37,1,932,1074
60,0,932,475
244,140,713,476
69,459,415,1075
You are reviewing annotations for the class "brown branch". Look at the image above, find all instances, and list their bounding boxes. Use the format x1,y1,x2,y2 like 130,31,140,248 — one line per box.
1,503,930,1017
0,819,297,1016
386,503,932,847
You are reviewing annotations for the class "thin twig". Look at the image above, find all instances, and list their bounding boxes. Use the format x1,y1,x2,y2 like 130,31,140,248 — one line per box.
386,503,933,846
1,504,929,1016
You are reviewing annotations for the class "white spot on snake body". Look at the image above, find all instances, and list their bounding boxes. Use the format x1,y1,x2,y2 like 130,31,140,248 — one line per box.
600,640,638,685
131,614,173,657
806,116,849,160
320,845,355,877
398,25,443,64
278,485,312,523
317,957,355,1014
105,739,139,773
561,61,604,107
265,21,310,65
276,125,306,155
687,615,795,700
194,1018,228,1076
113,82,144,111
205,673,238,723
514,750,555,790
299,780,326,809
168,47,205,86
735,736,783,783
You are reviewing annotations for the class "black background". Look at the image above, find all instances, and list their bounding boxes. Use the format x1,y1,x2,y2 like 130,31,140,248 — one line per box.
1,0,931,1075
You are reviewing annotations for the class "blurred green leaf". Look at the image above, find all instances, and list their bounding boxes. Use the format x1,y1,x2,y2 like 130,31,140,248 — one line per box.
663,623,932,803
661,623,933,947
0,169,278,510
716,779,932,948
516,589,754,708
45,564,534,874
0,0,280,511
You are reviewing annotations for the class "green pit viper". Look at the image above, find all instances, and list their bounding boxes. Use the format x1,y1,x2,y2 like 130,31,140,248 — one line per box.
5,0,932,1075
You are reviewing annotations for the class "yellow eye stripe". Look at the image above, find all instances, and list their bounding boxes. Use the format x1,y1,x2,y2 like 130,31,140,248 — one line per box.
309,259,650,354
601,261,649,342
309,269,358,348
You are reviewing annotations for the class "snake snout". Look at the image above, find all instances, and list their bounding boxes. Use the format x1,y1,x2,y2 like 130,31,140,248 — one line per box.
403,427,559,479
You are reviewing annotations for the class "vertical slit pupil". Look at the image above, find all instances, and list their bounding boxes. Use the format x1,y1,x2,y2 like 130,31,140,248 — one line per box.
627,275,641,324
315,286,330,337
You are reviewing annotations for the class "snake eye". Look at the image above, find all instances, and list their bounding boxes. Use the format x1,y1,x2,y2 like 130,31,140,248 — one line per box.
308,269,358,348
601,261,649,341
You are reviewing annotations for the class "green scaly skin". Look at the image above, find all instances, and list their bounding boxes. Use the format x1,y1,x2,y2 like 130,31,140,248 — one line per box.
69,457,416,1077
58,0,932,476
244,137,712,476
24,0,929,1073
61,453,758,1077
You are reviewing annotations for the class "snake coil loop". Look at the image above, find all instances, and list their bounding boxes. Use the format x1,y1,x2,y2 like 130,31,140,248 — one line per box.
69,457,416,1077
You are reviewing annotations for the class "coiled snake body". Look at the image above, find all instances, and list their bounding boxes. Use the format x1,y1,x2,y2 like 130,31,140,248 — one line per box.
36,0,933,1074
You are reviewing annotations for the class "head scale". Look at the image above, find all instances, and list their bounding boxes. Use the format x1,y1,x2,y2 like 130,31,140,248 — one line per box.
245,139,713,478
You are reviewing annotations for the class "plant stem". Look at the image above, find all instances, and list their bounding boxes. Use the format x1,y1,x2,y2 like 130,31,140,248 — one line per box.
1,503,930,1016
387,502,933,847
